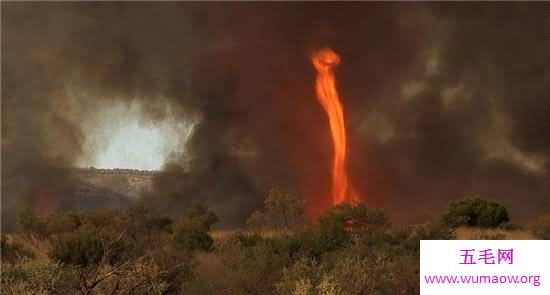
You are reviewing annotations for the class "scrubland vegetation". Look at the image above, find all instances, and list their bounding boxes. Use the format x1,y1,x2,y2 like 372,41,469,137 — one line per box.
1,192,548,295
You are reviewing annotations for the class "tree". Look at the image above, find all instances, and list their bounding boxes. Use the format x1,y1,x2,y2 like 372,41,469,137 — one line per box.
442,197,510,228
246,210,269,233
318,203,387,231
172,204,218,252
7,206,203,294
1,234,34,263
44,206,198,295
314,203,387,253
49,228,104,268
247,188,305,232
48,210,143,295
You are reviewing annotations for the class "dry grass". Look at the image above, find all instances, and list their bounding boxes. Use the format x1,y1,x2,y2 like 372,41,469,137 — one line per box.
210,229,289,240
210,230,239,241
212,227,535,241
455,227,533,240
5,233,52,261
194,252,225,276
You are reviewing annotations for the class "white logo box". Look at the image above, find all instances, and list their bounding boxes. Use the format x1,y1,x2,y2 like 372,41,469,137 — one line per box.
420,240,550,295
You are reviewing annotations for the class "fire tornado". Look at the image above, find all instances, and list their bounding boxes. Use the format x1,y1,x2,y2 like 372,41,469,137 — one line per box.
312,48,356,205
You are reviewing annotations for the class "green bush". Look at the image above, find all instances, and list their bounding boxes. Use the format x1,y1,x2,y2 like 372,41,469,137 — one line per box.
190,234,289,295
281,225,353,261
276,204,388,261
49,229,104,267
173,205,218,252
442,197,510,228
246,188,305,232
8,206,220,294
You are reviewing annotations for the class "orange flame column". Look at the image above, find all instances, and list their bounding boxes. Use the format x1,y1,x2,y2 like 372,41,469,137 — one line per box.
312,48,355,205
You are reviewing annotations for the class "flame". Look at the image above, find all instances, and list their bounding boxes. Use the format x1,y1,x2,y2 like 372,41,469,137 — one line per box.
312,48,358,205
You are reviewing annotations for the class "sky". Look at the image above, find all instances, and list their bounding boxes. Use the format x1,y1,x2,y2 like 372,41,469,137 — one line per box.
79,101,193,171
89,120,180,170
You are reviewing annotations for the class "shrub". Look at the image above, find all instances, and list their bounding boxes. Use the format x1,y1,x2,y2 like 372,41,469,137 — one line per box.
229,232,265,248
264,188,305,230
292,278,314,295
246,210,269,233
94,260,172,295
1,259,76,294
326,256,369,295
0,235,34,263
276,204,388,261
442,197,510,228
194,235,289,295
411,222,456,241
17,209,48,238
281,228,346,261
247,188,305,232
44,212,81,235
277,256,370,295
173,220,215,252
315,203,387,253
319,203,387,229
275,257,321,295
316,274,343,295
9,207,216,294
477,232,507,240
172,204,218,252
49,229,104,267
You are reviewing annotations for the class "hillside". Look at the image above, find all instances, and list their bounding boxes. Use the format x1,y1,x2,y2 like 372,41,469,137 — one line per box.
67,168,158,210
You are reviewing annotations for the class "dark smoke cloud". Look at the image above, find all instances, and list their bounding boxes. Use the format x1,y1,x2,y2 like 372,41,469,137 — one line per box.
349,4,550,222
2,3,549,229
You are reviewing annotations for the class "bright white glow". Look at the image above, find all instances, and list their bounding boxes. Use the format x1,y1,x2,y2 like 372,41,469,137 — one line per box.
80,101,193,170
93,122,175,170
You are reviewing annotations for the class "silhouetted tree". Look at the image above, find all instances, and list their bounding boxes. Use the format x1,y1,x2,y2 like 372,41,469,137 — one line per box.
246,188,305,232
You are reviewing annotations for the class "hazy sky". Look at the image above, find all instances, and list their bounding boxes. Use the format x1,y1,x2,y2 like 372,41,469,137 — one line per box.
92,120,175,170
80,101,193,170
